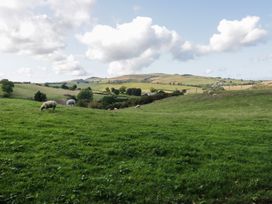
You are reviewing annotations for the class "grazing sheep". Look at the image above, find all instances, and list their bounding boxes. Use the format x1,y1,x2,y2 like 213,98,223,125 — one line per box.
66,99,76,106
40,100,57,111
135,105,141,108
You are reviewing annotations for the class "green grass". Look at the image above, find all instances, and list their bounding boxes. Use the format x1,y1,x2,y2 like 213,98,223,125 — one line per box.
70,82,203,94
0,84,109,101
11,84,79,100
0,89,272,203
86,73,248,86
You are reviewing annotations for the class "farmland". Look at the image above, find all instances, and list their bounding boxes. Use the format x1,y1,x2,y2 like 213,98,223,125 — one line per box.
0,89,272,203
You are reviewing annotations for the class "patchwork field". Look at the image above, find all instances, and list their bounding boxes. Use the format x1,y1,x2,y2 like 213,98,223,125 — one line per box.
75,82,202,94
0,89,272,203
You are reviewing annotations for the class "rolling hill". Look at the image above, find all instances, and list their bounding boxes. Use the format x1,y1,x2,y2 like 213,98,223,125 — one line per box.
83,73,251,86
0,84,79,100
0,89,271,203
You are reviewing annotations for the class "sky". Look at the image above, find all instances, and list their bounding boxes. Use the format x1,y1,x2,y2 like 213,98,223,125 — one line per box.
0,0,272,82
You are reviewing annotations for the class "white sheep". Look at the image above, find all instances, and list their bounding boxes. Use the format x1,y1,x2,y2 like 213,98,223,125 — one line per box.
135,105,141,108
40,100,57,111
66,99,76,106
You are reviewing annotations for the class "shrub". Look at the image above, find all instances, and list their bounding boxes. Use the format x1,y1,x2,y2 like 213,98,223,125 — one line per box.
150,87,157,93
126,88,142,96
0,79,14,97
105,87,110,93
203,81,225,95
34,91,47,102
70,84,77,90
119,86,126,94
100,95,117,106
77,88,93,107
61,83,69,89
111,88,120,95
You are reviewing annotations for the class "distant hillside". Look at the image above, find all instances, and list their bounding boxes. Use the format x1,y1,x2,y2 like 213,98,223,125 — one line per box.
0,84,79,100
84,73,252,86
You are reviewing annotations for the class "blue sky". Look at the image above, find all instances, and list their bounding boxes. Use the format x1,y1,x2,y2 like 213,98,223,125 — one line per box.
0,0,272,82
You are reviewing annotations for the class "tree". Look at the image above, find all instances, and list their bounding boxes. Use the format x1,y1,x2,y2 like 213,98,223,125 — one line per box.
34,91,47,102
61,83,69,89
111,87,120,95
119,86,126,94
0,79,14,97
100,95,117,106
150,87,157,93
70,84,77,90
77,88,93,107
105,87,110,93
126,88,142,96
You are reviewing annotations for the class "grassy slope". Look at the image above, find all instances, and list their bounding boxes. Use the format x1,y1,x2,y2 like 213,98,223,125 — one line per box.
76,82,203,93
100,73,247,85
0,90,272,203
1,84,107,101
12,84,79,100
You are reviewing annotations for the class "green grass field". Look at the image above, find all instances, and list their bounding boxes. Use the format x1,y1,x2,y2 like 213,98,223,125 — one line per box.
7,84,79,100
84,73,249,86
0,84,109,101
65,82,202,94
0,89,272,203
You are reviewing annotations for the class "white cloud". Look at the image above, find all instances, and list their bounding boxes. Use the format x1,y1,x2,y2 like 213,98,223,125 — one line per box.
0,13,64,54
207,16,267,52
52,54,87,76
46,0,95,28
79,15,267,76
0,0,94,76
78,16,187,75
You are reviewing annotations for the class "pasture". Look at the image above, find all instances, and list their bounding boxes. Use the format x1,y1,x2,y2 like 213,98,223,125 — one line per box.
0,89,272,203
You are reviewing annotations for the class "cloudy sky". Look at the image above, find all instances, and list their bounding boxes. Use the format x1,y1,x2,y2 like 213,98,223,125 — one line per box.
0,0,272,82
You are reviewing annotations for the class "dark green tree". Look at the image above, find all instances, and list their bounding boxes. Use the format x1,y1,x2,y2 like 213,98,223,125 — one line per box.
0,79,14,97
34,91,47,102
111,87,120,95
70,84,77,90
77,88,93,107
150,87,157,93
119,86,126,94
61,83,69,89
105,87,110,93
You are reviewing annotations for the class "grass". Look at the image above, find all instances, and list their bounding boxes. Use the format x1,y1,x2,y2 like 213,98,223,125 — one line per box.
87,73,248,86
69,82,203,94
0,89,272,203
0,84,110,101
11,84,79,100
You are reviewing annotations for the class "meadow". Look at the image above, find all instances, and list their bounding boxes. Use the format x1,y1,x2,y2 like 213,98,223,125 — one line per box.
0,89,272,203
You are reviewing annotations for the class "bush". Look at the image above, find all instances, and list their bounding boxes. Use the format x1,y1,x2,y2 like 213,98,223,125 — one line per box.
119,86,126,94
77,88,93,107
34,91,47,102
203,81,225,95
111,88,120,95
70,84,77,90
100,95,117,106
126,88,142,96
0,79,14,97
105,87,110,93
150,87,157,93
61,83,69,89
